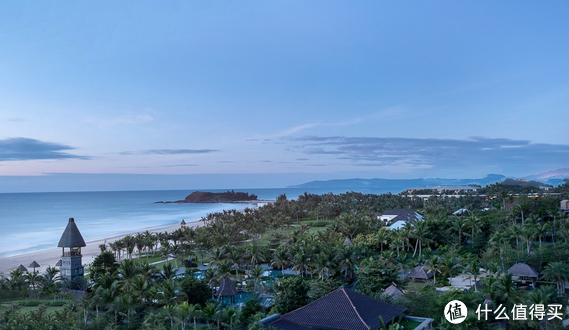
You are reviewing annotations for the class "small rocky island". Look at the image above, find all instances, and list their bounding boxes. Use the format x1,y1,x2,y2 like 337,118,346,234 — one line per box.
156,190,259,203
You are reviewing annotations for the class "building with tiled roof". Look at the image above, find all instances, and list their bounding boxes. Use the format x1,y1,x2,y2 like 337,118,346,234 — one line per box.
261,288,408,330
378,209,423,230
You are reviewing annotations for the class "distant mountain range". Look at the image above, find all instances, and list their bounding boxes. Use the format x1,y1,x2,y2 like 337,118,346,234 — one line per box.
289,169,569,190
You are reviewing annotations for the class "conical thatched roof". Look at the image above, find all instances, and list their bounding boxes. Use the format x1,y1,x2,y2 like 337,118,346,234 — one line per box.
217,276,238,297
180,219,186,225
57,218,86,248
16,264,28,272
381,284,405,302
507,262,539,278
408,265,434,280
55,259,62,267
29,260,40,268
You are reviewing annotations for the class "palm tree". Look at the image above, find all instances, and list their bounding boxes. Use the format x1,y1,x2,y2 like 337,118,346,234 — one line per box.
451,217,468,245
201,301,222,329
411,220,431,259
440,256,460,286
492,273,517,307
542,261,569,295
465,215,482,242
464,259,481,292
422,256,441,286
374,228,390,252
176,302,201,330
271,246,290,275
117,259,141,293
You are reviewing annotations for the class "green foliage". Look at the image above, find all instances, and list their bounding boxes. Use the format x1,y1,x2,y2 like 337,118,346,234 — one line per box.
90,251,118,282
308,278,345,300
179,276,210,306
355,257,399,298
272,277,309,314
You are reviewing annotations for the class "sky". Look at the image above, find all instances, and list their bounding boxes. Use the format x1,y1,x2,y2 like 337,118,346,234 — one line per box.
0,1,568,192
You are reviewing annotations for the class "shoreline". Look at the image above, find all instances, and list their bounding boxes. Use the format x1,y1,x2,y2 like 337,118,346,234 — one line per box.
0,219,204,276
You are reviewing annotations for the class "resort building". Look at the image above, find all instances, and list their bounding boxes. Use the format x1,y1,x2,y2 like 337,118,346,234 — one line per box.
378,209,423,229
261,287,433,330
57,218,86,281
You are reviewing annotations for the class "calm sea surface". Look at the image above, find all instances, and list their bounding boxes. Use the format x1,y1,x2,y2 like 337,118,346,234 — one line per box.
0,187,397,257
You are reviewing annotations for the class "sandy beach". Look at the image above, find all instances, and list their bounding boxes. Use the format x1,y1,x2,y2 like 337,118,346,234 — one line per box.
0,219,204,276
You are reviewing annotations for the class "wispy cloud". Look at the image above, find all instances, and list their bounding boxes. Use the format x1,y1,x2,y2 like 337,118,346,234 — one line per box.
0,138,87,161
86,110,154,128
121,149,218,155
289,135,569,173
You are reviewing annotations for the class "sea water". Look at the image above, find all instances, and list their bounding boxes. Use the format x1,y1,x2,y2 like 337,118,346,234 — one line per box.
0,187,396,257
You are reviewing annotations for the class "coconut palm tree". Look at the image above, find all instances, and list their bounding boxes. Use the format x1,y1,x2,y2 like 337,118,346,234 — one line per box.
464,259,481,292
440,256,460,286
271,246,290,275
422,256,441,286
542,261,569,295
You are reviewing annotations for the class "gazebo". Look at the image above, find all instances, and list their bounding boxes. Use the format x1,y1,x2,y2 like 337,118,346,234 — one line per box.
29,261,40,273
408,265,434,282
507,262,539,287
16,264,28,273
216,275,238,304
180,219,187,229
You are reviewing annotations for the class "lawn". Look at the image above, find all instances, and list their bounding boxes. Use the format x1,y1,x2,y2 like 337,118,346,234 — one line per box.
0,299,68,314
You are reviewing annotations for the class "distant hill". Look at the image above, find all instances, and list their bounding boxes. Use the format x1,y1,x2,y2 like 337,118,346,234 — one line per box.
501,178,552,188
525,168,569,180
157,190,259,203
288,174,506,191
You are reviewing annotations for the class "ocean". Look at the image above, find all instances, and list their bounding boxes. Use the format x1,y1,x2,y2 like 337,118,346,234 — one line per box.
0,187,397,258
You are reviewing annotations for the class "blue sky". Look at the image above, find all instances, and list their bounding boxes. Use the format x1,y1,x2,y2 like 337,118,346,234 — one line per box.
0,1,568,191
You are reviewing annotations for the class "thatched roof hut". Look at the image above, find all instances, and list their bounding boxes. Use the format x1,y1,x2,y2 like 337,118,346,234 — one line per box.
408,265,434,282
381,283,405,302
217,276,238,297
16,264,28,272
507,262,539,279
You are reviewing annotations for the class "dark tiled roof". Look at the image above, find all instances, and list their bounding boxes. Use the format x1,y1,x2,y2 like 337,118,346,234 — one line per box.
268,319,315,330
274,288,406,330
55,259,62,267
381,209,421,222
507,263,539,278
57,218,86,248
408,265,434,280
216,275,238,297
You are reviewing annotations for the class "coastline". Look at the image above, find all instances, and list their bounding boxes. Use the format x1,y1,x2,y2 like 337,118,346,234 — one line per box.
0,219,203,276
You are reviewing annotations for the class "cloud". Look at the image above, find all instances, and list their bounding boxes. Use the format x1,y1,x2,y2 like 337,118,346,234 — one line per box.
144,149,218,155
121,149,218,155
289,136,569,173
0,138,87,161
86,111,154,128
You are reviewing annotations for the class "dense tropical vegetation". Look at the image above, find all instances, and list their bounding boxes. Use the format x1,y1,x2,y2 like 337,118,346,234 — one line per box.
1,181,569,329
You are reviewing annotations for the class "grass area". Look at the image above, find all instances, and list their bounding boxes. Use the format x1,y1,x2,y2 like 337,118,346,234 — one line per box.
0,299,68,314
